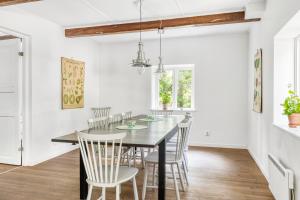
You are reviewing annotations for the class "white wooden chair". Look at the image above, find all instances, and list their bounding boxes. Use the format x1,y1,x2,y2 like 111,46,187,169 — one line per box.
166,118,192,185
142,121,191,200
109,113,123,124
87,117,109,129
92,107,111,118
150,109,174,117
77,132,139,200
122,111,132,120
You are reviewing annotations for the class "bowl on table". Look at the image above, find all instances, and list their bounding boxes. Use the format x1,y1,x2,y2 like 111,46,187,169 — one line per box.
127,120,136,128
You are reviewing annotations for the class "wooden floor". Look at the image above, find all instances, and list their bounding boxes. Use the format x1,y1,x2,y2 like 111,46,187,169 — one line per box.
0,147,274,200
0,164,19,174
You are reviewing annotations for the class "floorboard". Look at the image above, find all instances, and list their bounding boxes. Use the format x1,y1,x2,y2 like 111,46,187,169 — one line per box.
0,147,274,200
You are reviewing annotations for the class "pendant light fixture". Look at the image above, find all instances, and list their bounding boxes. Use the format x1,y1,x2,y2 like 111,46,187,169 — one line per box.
131,0,151,74
156,24,165,74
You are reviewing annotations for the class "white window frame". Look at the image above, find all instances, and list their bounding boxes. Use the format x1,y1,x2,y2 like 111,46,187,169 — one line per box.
296,36,300,94
151,64,195,111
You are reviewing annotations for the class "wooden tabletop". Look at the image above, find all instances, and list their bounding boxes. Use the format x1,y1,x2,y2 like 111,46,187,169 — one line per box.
51,115,186,147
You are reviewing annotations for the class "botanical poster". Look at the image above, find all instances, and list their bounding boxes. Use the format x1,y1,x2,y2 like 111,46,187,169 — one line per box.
61,57,85,109
253,49,262,113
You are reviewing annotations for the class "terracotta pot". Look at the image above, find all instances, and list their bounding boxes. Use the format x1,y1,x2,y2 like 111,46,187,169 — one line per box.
288,113,300,128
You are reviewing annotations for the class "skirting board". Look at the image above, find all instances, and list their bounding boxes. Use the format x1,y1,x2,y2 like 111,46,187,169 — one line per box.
188,142,247,149
25,145,78,166
248,149,269,181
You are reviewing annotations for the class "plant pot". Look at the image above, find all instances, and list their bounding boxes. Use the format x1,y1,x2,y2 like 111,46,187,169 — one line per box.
288,113,300,128
162,104,168,110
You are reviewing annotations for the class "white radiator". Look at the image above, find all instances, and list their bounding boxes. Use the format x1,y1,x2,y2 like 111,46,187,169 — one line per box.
268,154,295,200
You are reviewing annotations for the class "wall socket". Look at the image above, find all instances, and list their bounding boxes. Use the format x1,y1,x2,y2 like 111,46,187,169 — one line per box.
205,130,211,136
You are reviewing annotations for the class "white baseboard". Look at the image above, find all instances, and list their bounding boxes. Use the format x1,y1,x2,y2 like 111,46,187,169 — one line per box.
188,142,247,149
247,149,269,181
24,145,78,166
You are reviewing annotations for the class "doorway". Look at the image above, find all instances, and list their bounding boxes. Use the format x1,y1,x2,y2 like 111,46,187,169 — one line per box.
0,32,23,165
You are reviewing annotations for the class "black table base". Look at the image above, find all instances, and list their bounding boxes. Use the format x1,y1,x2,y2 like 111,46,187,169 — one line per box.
158,139,166,200
80,152,88,200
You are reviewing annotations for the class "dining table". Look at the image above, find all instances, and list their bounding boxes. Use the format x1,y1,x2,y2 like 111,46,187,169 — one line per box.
51,114,186,200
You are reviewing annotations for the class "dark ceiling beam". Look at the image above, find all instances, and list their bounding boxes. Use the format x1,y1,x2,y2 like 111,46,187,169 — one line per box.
65,11,260,38
0,0,40,7
0,35,18,40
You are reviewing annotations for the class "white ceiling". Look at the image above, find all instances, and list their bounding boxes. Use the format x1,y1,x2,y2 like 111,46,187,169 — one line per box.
1,0,258,43
12,0,251,28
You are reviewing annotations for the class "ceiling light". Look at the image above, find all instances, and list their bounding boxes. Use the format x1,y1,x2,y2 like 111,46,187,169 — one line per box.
131,0,151,74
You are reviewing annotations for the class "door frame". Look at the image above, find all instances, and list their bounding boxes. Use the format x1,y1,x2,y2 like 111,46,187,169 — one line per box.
0,26,31,166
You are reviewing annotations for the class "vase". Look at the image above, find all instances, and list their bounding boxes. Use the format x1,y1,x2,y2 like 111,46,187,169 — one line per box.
288,113,300,128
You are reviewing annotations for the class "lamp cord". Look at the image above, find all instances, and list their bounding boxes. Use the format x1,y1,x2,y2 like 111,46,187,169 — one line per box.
139,0,142,42
159,20,163,58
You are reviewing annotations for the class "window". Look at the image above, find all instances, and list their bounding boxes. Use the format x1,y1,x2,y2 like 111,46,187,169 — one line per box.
273,11,300,131
151,64,195,110
296,36,300,94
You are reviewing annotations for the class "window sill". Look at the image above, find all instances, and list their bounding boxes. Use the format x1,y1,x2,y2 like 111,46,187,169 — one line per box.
151,108,197,112
173,109,197,112
273,123,300,139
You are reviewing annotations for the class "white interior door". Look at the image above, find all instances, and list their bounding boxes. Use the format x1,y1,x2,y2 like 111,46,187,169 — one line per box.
0,38,22,165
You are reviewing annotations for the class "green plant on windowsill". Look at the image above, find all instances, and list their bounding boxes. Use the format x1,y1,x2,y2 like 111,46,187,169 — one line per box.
159,73,172,110
161,93,171,110
281,90,300,127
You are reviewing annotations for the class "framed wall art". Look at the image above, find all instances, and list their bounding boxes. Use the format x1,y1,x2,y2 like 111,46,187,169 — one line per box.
61,57,85,109
253,49,263,113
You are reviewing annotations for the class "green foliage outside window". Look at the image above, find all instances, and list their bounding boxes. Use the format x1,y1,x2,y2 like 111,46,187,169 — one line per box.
159,69,193,109
159,72,173,105
177,70,192,108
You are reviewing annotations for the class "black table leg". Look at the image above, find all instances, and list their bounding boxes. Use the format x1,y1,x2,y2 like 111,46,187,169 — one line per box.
158,139,166,200
80,152,88,200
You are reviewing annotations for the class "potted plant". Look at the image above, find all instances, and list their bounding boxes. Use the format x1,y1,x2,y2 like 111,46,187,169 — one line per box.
161,93,171,110
159,73,172,110
282,90,300,128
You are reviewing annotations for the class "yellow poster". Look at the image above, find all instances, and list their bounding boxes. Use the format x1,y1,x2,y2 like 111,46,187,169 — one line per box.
61,57,85,109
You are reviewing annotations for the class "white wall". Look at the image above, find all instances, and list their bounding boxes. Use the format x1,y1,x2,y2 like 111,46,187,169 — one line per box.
247,0,300,199
0,10,101,165
100,33,249,148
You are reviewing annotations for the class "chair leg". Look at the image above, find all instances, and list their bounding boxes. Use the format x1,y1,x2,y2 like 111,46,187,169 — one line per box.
171,164,180,200
152,163,156,187
116,185,120,200
141,148,145,168
102,187,106,200
127,151,131,167
182,161,190,186
87,185,93,200
183,152,189,172
176,163,185,192
142,163,149,200
133,177,139,200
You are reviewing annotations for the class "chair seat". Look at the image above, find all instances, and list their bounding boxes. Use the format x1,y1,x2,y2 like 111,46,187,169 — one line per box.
166,145,177,152
144,151,179,164
167,143,189,152
87,166,138,187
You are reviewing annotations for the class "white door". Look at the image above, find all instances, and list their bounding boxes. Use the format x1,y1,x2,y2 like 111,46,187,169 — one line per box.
0,38,22,165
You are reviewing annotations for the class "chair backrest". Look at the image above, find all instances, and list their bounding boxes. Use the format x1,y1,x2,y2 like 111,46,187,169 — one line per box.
174,120,192,161
109,113,123,124
77,131,126,185
92,107,111,118
122,111,132,120
150,109,173,117
87,117,109,129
